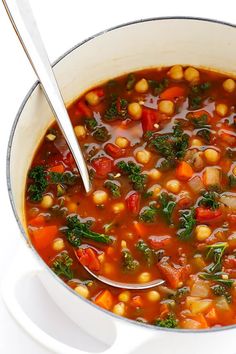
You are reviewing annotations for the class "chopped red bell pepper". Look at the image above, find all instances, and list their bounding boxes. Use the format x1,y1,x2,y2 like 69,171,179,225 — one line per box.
105,143,125,158
157,262,182,289
92,157,113,177
77,100,92,117
141,107,159,132
126,191,140,214
195,207,222,223
149,235,172,249
76,248,101,271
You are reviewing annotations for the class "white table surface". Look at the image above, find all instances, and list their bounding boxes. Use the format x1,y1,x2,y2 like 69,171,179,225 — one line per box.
1,1,236,353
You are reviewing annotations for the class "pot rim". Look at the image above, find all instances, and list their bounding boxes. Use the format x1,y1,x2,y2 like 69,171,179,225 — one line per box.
6,16,236,334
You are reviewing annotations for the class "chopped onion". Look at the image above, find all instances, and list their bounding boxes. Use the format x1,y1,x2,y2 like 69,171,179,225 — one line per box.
203,167,221,186
220,193,236,210
215,296,230,311
54,135,69,156
191,280,210,297
188,176,204,193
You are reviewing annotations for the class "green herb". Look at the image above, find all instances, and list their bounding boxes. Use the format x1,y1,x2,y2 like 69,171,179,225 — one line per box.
191,82,211,94
28,165,48,202
148,123,189,170
84,118,97,131
122,250,139,271
211,284,232,303
148,78,169,96
205,242,228,273
154,313,178,328
190,114,208,128
139,203,157,223
158,192,176,224
169,286,190,302
229,174,236,188
104,95,128,121
50,171,78,185
126,73,136,90
117,161,147,191
188,95,202,110
196,128,211,143
198,191,220,210
178,208,196,241
199,272,233,287
65,215,112,247
104,180,121,198
93,126,110,142
51,252,74,280
142,191,153,199
136,240,155,267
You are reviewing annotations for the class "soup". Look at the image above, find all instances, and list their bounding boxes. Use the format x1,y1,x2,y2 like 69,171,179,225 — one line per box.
25,65,236,329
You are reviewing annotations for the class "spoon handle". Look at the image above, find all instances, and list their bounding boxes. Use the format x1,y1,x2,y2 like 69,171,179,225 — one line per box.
3,0,92,193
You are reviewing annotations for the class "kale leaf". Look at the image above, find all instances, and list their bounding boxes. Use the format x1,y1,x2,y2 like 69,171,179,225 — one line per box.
104,95,128,121
122,250,139,271
154,313,178,328
136,240,155,267
104,180,121,198
198,191,220,210
178,208,196,241
148,78,169,96
205,242,228,273
51,252,74,280
28,165,48,202
117,160,147,191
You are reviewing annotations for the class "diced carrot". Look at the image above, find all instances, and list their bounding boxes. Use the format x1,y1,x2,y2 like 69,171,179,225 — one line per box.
205,307,218,325
28,215,45,227
133,221,147,237
130,295,143,308
160,86,186,100
176,161,193,181
94,289,113,310
48,164,65,173
192,314,209,329
157,262,182,289
76,248,101,271
31,225,58,250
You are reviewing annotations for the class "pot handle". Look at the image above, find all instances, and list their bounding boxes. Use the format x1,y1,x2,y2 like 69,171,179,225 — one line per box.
1,246,157,354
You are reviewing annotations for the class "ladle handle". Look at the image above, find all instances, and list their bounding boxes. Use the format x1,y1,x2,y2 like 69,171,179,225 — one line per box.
2,0,92,193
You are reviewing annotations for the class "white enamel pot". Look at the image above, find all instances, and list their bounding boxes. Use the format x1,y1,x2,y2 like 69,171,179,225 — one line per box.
5,17,236,354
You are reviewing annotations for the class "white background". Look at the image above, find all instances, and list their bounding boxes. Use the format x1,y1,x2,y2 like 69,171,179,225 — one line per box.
1,1,236,353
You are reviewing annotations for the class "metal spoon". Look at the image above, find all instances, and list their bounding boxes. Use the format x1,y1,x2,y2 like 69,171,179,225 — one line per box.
3,0,92,193
4,0,165,290
84,266,165,290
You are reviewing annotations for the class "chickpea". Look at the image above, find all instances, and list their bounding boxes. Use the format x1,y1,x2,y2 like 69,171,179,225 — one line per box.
136,150,151,164
191,138,203,147
223,78,236,93
166,179,181,194
85,91,100,106
128,102,142,120
158,100,175,115
113,302,125,316
216,103,228,117
93,190,108,205
118,291,131,302
204,149,220,164
41,194,53,209
52,238,65,251
168,65,184,80
135,78,149,93
148,168,162,181
74,125,86,139
147,291,161,302
138,272,151,283
115,136,129,148
112,202,125,214
195,225,211,241
74,285,90,298
184,67,200,82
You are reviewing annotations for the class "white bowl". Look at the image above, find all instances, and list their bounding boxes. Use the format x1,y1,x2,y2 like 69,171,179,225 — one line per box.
6,17,236,354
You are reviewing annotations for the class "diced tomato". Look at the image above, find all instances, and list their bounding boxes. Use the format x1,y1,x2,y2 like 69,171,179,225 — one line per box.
105,143,125,158
141,107,159,132
223,257,236,269
48,164,65,173
160,86,186,100
77,100,92,117
130,296,143,308
157,262,182,289
149,235,172,249
63,152,76,169
227,214,236,223
205,307,218,326
195,207,222,223
76,248,101,272
31,225,58,250
28,215,45,227
93,88,105,97
92,157,113,177
94,290,113,310
126,191,140,214
178,196,192,209
219,131,236,146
